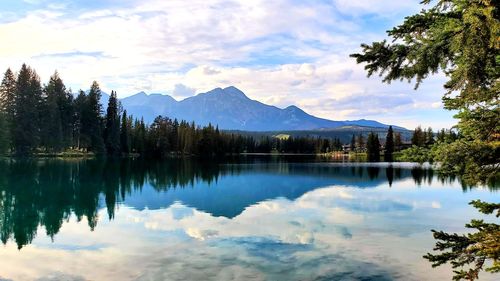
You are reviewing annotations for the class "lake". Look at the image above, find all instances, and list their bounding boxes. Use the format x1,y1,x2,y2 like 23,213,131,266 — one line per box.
0,157,498,281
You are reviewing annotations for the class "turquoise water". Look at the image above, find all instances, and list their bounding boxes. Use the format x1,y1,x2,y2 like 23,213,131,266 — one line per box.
0,158,498,280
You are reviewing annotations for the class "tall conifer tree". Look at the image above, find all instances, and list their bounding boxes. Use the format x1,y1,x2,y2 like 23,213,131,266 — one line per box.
367,132,381,162
0,112,9,154
13,64,42,154
0,68,16,125
104,91,120,156
394,132,402,151
120,110,130,154
42,72,66,151
350,134,356,152
87,81,105,154
0,69,16,152
384,126,394,161
74,90,88,150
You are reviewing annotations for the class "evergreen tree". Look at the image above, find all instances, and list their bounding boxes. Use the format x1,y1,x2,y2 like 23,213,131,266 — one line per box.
351,1,500,278
73,90,88,150
424,200,500,280
351,0,498,185
149,116,171,158
120,110,130,154
411,126,425,147
367,132,381,162
41,72,68,151
437,129,446,143
104,91,120,156
356,134,365,151
137,118,146,154
425,127,435,146
394,132,402,151
0,69,16,153
13,64,42,154
0,68,16,130
0,112,9,154
384,126,394,161
350,134,356,152
126,114,133,152
87,81,105,154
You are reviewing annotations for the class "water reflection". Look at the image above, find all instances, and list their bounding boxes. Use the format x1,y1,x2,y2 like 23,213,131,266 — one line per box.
0,158,498,280
0,158,494,250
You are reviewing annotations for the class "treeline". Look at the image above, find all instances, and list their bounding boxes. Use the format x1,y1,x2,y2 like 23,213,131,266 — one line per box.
346,125,461,162
411,126,458,147
397,126,461,164
0,65,342,157
348,126,397,161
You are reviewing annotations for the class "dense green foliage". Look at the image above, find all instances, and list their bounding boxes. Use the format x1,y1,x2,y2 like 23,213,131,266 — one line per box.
366,132,381,161
351,0,499,279
0,65,344,157
423,200,500,280
0,112,9,154
351,0,499,185
411,126,435,147
398,145,432,163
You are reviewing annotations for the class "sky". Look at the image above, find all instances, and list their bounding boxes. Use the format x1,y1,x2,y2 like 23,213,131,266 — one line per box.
0,0,456,129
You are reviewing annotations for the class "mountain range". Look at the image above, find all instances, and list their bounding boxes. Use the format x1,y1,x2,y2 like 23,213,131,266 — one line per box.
99,86,405,131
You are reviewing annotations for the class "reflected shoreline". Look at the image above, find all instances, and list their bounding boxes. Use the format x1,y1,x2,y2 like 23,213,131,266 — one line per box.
0,157,497,249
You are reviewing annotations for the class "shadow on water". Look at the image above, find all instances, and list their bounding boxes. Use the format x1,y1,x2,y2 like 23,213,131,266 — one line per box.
0,157,496,249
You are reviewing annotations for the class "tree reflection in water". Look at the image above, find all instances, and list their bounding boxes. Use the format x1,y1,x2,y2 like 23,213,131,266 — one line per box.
0,158,495,249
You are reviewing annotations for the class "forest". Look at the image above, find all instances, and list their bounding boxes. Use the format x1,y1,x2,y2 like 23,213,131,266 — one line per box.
0,64,347,157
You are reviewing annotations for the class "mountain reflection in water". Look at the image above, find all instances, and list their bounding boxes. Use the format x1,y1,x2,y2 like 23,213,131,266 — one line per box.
0,158,499,281
0,157,490,250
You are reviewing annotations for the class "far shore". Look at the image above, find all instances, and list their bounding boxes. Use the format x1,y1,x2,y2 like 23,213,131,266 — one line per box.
0,151,409,161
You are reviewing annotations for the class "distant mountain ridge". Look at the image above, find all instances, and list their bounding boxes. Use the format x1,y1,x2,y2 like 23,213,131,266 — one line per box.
98,86,406,131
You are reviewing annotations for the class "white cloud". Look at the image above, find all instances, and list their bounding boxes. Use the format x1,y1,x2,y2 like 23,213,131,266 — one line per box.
0,0,455,128
333,0,420,17
0,182,464,281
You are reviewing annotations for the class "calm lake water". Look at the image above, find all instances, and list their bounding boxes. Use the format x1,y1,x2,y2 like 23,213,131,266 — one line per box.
0,157,498,281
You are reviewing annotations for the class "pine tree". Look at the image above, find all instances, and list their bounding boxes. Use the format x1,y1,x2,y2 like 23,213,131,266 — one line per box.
394,132,402,151
104,91,121,156
384,126,394,161
74,90,88,150
425,127,435,146
350,134,356,152
424,200,500,280
367,132,381,162
437,129,446,143
126,114,133,152
350,0,498,184
351,1,500,278
356,134,365,151
13,64,42,154
0,68,16,128
149,116,171,158
42,72,66,151
0,112,9,154
411,126,425,147
87,81,105,154
120,110,130,154
0,69,16,153
137,118,146,154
